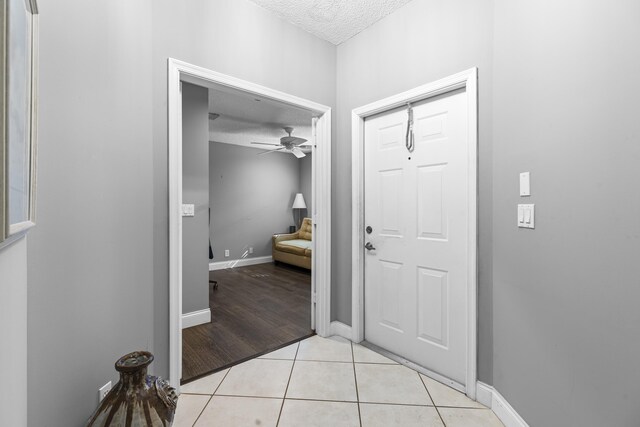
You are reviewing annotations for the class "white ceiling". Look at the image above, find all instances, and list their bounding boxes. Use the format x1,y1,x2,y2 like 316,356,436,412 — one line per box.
208,88,314,153
247,0,414,45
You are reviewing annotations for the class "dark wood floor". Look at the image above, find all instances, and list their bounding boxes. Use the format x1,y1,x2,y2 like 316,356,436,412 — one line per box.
182,262,312,383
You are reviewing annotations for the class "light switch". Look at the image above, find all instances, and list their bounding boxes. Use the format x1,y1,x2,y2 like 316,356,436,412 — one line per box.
518,204,535,229
182,204,195,217
520,172,531,196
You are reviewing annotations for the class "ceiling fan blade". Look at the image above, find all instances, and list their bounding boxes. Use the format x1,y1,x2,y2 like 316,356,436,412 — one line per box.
251,142,281,146
257,147,286,156
290,147,306,158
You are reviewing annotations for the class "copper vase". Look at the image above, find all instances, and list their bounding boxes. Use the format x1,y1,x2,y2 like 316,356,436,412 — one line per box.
86,351,178,426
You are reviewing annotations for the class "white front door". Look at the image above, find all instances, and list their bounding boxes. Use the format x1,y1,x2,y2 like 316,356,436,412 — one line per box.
364,89,470,385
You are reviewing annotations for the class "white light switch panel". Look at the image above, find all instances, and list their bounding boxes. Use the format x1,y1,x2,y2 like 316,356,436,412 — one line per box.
182,204,195,217
517,204,535,229
520,172,531,196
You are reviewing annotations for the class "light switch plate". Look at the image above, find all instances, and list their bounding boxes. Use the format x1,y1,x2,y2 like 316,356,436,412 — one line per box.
518,204,535,229
181,204,195,217
520,172,531,196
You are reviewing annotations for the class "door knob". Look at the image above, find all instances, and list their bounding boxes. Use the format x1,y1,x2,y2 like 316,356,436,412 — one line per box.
365,242,376,251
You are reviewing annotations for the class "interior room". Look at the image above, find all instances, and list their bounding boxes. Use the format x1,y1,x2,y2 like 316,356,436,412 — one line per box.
2,0,639,426
180,84,315,382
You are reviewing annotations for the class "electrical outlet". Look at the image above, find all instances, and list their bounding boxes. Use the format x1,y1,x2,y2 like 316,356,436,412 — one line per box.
99,381,112,402
224,249,230,257
249,247,254,254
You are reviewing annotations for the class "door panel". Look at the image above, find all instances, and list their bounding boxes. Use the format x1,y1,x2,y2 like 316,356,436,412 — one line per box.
364,89,468,385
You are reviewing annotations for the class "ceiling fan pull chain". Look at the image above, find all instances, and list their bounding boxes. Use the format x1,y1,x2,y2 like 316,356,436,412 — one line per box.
406,103,415,153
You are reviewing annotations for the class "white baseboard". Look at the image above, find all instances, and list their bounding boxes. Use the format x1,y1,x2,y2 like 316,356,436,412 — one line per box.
492,388,530,427
182,308,211,329
476,381,493,408
329,321,352,340
476,382,529,427
209,255,273,271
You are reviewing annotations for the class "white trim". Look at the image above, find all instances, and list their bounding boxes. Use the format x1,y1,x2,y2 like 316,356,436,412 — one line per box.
492,388,530,427
475,381,493,408
474,382,530,427
8,220,35,236
181,309,211,329
313,108,332,338
209,256,272,271
168,58,332,391
168,58,183,389
329,321,352,339
351,68,479,398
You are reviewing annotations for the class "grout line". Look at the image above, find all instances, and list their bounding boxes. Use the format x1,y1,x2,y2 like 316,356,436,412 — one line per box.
436,405,492,410
352,361,399,365
351,342,363,427
191,368,233,426
286,397,429,406
190,394,214,427
418,372,447,426
201,394,440,407
276,342,300,426
212,368,232,396
213,394,283,400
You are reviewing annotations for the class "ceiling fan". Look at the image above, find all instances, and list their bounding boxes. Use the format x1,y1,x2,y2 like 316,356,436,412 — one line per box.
251,127,310,158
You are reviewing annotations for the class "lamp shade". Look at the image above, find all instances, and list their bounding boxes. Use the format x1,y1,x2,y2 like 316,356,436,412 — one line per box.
292,193,307,209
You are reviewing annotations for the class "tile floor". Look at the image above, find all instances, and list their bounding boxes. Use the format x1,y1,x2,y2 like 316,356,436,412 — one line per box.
175,335,504,427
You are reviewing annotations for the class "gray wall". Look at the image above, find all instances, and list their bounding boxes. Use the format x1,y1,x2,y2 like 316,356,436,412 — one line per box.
151,0,336,377
491,1,640,425
335,0,495,383
299,153,312,219
0,239,27,426
182,83,210,314
23,0,335,424
27,1,154,426
209,142,301,260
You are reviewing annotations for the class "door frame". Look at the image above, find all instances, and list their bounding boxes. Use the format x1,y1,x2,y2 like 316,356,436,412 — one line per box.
350,68,478,398
168,58,332,390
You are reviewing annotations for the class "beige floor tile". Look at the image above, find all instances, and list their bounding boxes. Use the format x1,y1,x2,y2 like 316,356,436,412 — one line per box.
180,369,229,395
360,403,444,427
438,407,505,426
258,342,299,360
352,344,398,364
296,335,353,362
172,394,210,427
355,364,433,406
278,399,360,427
420,374,485,408
215,358,293,398
194,396,282,427
286,360,358,402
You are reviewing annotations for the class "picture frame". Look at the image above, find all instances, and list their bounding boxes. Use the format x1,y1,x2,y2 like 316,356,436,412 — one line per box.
0,0,38,246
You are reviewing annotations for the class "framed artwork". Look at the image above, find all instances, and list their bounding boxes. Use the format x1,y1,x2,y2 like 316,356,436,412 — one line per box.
1,0,38,245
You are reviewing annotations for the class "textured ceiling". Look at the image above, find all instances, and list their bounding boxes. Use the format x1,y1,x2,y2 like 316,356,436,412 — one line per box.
209,88,313,152
248,0,414,45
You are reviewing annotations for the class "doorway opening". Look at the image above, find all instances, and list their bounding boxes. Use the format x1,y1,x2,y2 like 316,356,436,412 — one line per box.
168,59,332,390
351,69,478,399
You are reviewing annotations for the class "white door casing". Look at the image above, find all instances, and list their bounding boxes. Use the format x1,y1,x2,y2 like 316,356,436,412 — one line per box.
168,58,332,391
364,89,469,385
351,68,477,398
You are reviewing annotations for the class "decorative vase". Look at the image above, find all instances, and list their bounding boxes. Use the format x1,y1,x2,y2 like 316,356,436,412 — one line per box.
86,351,178,427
